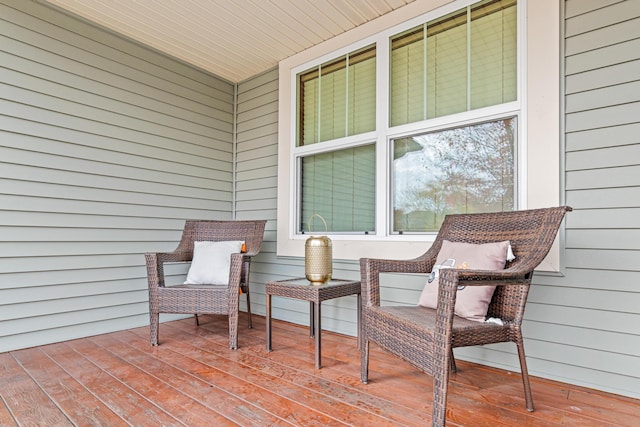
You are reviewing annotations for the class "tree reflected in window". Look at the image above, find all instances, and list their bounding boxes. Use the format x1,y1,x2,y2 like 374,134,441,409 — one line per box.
393,117,515,232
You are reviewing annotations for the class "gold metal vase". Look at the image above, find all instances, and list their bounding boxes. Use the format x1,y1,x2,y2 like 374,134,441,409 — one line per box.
304,214,332,284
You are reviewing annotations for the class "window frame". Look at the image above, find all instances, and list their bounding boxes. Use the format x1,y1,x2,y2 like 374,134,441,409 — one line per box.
277,0,562,271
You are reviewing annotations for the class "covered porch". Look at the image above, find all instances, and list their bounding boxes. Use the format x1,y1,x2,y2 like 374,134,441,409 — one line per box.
2,314,638,426
1,1,639,425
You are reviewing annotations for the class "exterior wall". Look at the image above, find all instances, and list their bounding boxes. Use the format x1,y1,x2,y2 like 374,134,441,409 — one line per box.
0,0,637,401
0,0,235,352
551,0,639,398
234,68,281,315
237,1,640,399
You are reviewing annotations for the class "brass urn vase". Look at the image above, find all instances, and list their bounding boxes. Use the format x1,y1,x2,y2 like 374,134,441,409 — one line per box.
305,214,332,284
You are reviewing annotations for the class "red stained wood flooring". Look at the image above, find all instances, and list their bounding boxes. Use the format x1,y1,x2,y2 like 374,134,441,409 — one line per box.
1,314,638,426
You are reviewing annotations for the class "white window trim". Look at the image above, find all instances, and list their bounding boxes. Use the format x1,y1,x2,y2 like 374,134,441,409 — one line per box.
277,0,561,271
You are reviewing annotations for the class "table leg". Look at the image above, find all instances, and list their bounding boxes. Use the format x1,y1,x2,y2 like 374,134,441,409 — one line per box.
266,293,272,352
315,301,321,369
309,301,314,337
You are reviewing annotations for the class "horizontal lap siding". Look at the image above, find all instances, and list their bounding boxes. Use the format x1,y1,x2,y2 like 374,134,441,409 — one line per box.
235,69,281,318
0,0,234,351
521,0,639,398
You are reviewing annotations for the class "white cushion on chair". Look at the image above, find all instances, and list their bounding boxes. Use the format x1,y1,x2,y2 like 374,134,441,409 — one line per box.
418,240,510,322
185,240,244,285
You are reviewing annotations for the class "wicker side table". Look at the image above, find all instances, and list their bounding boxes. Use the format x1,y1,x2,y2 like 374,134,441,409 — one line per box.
265,278,361,369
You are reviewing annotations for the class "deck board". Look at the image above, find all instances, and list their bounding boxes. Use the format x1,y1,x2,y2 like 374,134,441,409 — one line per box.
1,314,638,427
0,395,17,427
42,342,184,426
0,352,74,426
10,347,125,427
65,337,241,427
105,330,341,426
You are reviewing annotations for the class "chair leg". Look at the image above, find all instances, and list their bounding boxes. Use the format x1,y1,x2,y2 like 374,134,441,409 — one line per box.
360,339,370,384
229,310,239,350
150,311,159,346
516,339,535,411
432,343,452,427
242,260,254,329
360,310,369,383
449,348,457,373
194,313,199,326
245,288,253,329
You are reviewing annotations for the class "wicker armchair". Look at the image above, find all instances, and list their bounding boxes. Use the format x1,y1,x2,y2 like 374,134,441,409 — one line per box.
145,219,266,349
360,207,571,426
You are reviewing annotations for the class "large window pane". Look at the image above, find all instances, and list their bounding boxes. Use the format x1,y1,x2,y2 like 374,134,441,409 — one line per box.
427,9,468,118
320,60,347,142
301,145,375,233
298,45,376,146
390,0,517,126
392,117,516,232
470,0,517,109
390,26,425,126
348,53,377,135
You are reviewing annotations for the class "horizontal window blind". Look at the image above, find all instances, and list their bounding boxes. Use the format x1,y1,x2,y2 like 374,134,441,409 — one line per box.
301,144,375,233
298,45,376,145
390,0,517,126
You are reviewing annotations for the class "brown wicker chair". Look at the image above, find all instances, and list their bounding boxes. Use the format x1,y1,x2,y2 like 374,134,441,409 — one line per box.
145,219,266,349
360,207,571,426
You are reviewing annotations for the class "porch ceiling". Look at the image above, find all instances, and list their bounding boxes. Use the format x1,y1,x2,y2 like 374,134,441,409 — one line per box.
43,0,418,83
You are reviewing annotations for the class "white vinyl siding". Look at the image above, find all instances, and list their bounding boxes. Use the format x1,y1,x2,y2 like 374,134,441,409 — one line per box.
0,0,234,352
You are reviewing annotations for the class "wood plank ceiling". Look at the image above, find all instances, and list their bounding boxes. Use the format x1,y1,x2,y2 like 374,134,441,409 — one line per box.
43,0,418,83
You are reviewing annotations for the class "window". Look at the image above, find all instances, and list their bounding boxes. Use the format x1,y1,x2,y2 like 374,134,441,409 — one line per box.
300,145,375,233
295,0,517,236
278,0,561,267
298,45,376,146
389,0,517,232
390,0,517,125
393,117,516,233
296,45,376,233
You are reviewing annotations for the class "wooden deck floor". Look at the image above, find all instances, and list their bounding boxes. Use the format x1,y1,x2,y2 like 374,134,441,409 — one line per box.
1,313,638,426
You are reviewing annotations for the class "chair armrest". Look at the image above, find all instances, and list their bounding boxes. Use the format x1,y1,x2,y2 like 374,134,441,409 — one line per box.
448,267,530,285
243,248,260,257
227,252,245,293
144,251,191,288
434,268,531,332
360,257,431,306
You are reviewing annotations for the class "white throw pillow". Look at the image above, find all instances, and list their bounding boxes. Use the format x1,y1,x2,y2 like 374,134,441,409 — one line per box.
185,240,244,285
